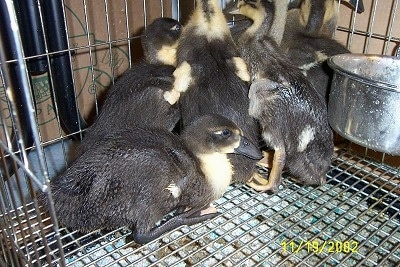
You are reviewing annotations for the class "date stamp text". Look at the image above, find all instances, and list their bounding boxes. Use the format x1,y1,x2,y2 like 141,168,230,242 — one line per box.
281,240,358,254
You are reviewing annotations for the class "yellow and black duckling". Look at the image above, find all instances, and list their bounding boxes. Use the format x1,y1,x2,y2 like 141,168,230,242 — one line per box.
38,114,262,244
231,0,334,192
79,18,182,154
281,0,364,101
164,0,263,183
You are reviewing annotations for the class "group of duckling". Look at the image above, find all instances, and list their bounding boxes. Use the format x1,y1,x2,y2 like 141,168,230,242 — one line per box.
39,0,364,244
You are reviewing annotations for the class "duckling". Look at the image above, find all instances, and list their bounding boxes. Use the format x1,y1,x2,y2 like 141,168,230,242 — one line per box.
38,114,262,244
79,18,182,154
164,0,263,183
287,0,364,37
230,0,364,100
281,0,364,100
231,0,334,192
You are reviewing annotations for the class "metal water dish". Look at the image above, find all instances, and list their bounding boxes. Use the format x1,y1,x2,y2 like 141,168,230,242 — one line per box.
328,53,400,155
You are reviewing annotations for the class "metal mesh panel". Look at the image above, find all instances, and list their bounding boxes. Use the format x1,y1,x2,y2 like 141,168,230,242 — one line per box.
0,0,399,266
2,150,398,266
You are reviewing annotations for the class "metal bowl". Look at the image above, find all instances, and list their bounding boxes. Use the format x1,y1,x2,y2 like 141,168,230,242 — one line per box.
328,53,400,155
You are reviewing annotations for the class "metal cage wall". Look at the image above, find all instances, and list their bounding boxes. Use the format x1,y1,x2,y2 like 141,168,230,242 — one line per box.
0,0,399,266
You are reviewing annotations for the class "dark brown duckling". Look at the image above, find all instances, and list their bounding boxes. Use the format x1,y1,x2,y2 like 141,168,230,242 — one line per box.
79,18,182,154
231,0,334,192
38,114,262,244
286,0,364,38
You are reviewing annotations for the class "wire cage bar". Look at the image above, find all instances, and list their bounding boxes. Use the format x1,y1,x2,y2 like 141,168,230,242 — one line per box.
0,0,399,266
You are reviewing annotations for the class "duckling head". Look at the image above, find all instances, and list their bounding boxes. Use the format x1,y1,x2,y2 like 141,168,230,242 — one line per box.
141,17,182,66
227,0,275,35
182,114,262,199
182,114,262,160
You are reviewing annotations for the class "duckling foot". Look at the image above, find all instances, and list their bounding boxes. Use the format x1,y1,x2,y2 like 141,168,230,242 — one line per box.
133,207,219,244
248,172,269,186
247,149,285,192
246,172,281,192
257,150,274,168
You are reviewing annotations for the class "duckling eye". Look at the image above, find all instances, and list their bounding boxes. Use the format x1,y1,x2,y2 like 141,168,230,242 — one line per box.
217,129,232,138
170,24,181,32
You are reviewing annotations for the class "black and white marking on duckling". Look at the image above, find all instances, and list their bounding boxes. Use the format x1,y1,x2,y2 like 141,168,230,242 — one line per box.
297,125,316,152
165,182,181,198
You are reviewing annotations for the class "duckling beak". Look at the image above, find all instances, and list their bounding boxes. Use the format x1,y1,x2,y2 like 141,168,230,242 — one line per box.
224,0,240,15
348,0,364,13
234,136,263,160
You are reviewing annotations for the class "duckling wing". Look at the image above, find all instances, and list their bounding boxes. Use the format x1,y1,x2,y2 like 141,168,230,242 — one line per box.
133,208,219,244
79,63,179,155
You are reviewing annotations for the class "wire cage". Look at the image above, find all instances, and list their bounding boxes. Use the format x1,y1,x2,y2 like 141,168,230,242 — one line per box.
0,0,399,266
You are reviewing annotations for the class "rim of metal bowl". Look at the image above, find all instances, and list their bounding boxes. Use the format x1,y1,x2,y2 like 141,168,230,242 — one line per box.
328,54,400,93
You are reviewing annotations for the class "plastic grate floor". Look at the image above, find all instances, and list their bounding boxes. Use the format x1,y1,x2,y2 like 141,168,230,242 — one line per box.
2,148,400,267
